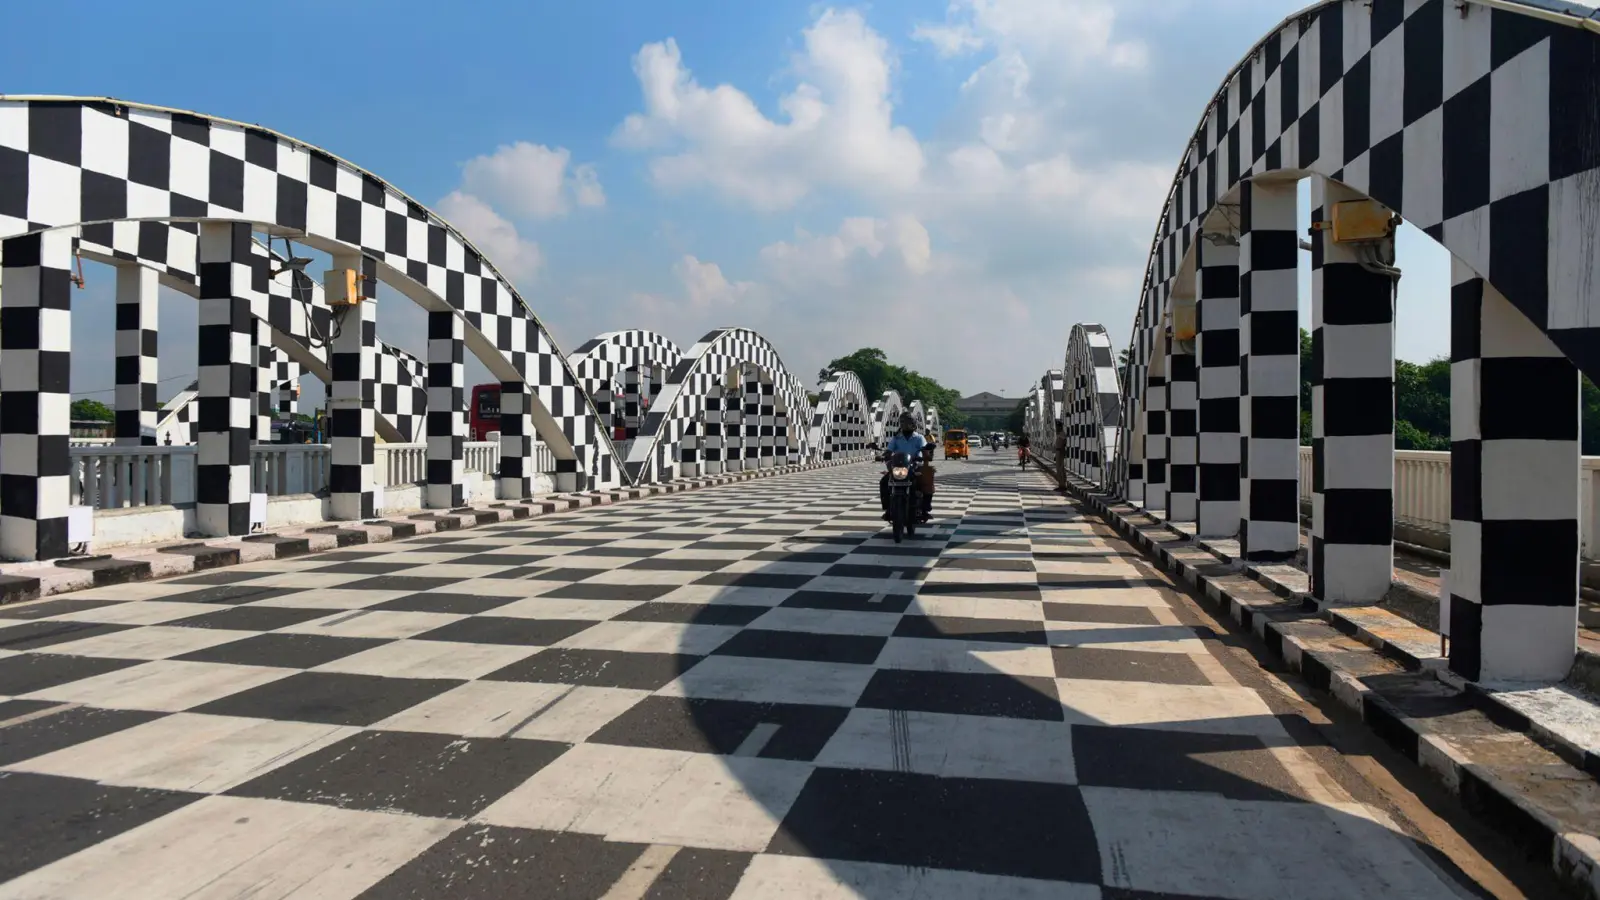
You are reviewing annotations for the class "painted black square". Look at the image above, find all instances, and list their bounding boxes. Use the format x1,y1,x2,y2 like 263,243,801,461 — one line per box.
0,620,134,652
541,582,681,602
228,730,567,819
857,670,1062,721
1050,647,1210,685
173,633,390,669
624,557,734,572
483,649,701,690
165,569,274,586
168,604,333,631
0,653,142,695
915,582,1041,602
173,584,305,605
713,629,886,665
768,768,1099,883
413,616,597,646
0,706,165,767
0,597,123,620
894,615,1045,645
189,671,461,726
0,772,200,882
1043,603,1160,626
587,696,849,761
1071,724,1309,802
336,575,466,592
358,825,651,899
370,592,518,615
780,589,913,613
693,572,814,589
310,560,420,575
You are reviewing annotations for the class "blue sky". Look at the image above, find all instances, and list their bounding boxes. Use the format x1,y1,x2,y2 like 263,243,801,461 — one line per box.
6,0,1459,406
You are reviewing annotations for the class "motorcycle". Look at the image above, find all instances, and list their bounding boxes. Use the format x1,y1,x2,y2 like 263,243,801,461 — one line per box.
1018,445,1030,469
880,450,921,543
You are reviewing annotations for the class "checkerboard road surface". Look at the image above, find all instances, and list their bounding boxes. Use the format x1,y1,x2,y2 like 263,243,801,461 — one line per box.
0,455,1480,898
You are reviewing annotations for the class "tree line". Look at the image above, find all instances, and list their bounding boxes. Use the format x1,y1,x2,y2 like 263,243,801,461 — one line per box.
820,348,966,429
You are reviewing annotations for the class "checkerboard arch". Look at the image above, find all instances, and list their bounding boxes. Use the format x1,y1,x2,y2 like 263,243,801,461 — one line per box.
1062,323,1122,487
622,327,815,483
870,391,904,444
0,96,622,489
1109,0,1600,498
810,370,871,462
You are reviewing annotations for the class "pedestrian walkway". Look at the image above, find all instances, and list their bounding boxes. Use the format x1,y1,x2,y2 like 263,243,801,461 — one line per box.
0,456,1496,897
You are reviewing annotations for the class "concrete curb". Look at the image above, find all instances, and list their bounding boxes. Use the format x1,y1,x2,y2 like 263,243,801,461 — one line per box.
1037,463,1600,899
0,457,872,608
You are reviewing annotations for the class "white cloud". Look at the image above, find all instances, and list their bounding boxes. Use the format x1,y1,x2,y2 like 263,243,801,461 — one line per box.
612,9,924,210
674,254,756,308
459,142,606,220
910,22,983,58
435,190,544,284
915,0,1148,72
760,214,931,287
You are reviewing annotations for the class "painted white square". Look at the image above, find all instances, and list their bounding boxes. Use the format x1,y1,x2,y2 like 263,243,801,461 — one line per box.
657,655,875,707
278,609,464,640
46,600,218,626
581,568,705,587
375,680,648,741
653,584,795,607
22,660,291,712
908,594,1043,621
744,607,902,636
490,595,643,620
730,854,1098,900
42,624,256,660
874,637,1056,679
0,795,456,900
1056,678,1285,737
816,708,1075,784
312,639,538,680
475,743,811,852
5,713,357,792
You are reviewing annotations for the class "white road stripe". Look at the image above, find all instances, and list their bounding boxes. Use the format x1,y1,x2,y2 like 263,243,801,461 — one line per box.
734,722,781,757
599,844,681,900
868,571,902,604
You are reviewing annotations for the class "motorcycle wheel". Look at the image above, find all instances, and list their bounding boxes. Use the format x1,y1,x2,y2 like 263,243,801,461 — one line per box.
890,496,905,543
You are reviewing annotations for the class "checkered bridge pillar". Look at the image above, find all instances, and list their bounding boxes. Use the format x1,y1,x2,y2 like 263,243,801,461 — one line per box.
113,263,159,446
1447,261,1579,683
1310,180,1395,604
254,320,273,442
775,406,792,465
426,310,465,509
701,387,724,475
679,421,701,477
622,367,642,441
1237,179,1299,562
742,372,761,471
0,231,73,561
724,381,746,473
276,358,301,419
196,223,260,538
1142,350,1168,515
497,382,533,500
1195,238,1241,539
759,381,776,468
328,254,377,521
1166,346,1198,523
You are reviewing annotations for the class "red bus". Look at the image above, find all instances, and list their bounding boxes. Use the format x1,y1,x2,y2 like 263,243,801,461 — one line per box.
469,383,500,441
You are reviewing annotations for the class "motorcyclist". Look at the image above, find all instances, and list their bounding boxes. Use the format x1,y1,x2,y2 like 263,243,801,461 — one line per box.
1017,431,1031,468
879,413,928,521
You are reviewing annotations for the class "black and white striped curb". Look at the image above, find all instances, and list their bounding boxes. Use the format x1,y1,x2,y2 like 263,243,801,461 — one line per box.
1034,461,1600,900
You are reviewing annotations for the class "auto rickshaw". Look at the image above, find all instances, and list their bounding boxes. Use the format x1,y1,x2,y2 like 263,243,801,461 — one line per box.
943,428,970,460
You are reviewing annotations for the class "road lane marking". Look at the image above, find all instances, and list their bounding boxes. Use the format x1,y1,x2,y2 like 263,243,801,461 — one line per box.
868,571,902,604
600,844,682,900
734,722,781,757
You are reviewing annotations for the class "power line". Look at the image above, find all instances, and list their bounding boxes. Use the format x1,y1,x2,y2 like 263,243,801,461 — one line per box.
72,373,196,398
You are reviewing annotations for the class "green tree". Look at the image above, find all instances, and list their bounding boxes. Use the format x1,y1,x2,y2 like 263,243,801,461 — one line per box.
821,347,967,428
71,398,114,422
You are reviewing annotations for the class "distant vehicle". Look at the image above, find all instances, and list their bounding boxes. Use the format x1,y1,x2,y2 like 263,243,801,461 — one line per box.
943,429,970,460
470,383,500,440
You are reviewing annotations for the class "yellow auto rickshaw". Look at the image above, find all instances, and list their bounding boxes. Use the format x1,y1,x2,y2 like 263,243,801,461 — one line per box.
943,428,969,460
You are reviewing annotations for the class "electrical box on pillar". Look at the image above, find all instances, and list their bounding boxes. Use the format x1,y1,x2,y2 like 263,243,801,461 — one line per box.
326,268,364,306
1329,199,1394,244
1172,297,1197,348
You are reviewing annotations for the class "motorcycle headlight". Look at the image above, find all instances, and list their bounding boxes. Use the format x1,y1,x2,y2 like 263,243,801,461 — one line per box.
891,466,909,480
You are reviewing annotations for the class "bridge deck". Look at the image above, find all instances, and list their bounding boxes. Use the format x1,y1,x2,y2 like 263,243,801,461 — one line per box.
0,456,1498,897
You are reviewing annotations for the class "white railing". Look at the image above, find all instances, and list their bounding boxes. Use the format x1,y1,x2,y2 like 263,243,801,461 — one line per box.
1297,447,1600,557
70,437,115,448
376,443,427,488
70,445,192,509
252,445,331,496
73,438,561,512
464,441,500,475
